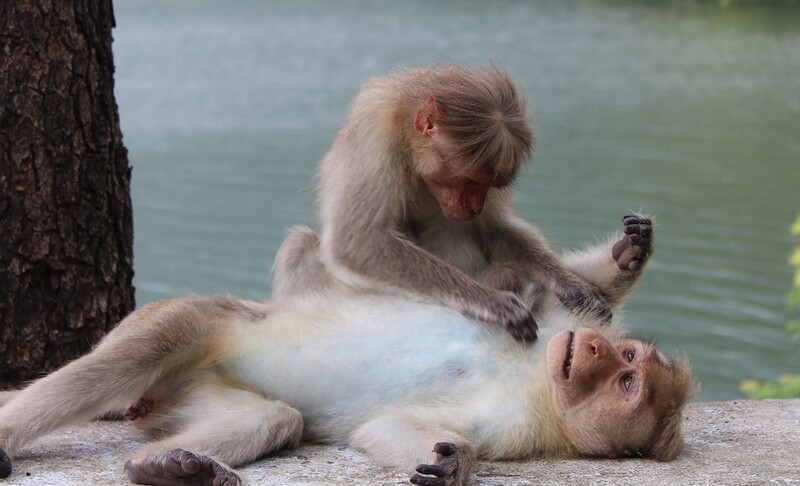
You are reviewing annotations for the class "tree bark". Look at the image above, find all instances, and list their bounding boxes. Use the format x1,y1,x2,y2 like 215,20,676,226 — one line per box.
0,0,134,384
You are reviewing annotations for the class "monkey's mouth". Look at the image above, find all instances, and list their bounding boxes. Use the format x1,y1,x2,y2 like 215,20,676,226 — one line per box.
562,331,575,379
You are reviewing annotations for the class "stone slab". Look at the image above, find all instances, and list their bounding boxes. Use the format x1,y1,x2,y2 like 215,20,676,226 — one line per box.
2,400,798,485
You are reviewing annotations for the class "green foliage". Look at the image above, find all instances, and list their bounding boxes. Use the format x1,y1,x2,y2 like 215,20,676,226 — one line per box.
717,0,799,6
741,375,800,399
741,214,800,398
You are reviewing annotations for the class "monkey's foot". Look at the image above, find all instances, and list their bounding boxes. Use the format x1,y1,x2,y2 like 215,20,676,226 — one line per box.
124,448,240,486
612,214,653,271
123,398,155,421
410,442,470,486
0,448,11,479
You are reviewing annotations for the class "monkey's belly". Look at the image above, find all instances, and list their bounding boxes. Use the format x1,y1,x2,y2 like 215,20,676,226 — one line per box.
228,298,529,439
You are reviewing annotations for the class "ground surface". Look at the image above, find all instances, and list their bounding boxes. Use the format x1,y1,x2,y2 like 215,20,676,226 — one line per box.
1,400,798,485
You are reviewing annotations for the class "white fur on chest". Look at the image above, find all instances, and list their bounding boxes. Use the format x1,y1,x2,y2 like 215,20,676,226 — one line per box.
412,216,489,277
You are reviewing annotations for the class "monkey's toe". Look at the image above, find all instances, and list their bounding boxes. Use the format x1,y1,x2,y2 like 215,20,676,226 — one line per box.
125,449,240,486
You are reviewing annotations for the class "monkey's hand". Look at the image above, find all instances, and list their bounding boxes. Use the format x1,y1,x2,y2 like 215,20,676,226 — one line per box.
0,448,11,479
468,291,538,343
410,442,472,486
612,214,653,271
553,275,613,323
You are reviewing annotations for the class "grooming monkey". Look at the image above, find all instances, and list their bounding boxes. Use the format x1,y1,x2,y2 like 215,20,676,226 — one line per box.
0,215,694,486
272,65,612,342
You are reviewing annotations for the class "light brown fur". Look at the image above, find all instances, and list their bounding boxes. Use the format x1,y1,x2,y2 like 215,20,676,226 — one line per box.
272,64,612,342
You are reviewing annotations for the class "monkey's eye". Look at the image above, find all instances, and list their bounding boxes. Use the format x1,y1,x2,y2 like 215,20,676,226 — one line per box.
624,350,635,363
622,374,633,391
465,178,487,189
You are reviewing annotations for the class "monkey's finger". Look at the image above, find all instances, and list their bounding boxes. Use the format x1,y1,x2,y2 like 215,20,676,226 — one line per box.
211,462,241,486
622,214,651,226
509,315,538,343
215,471,241,486
612,238,630,260
627,234,653,250
433,442,456,456
520,323,538,343
0,448,11,479
623,223,652,237
410,473,446,486
616,246,644,271
415,464,447,476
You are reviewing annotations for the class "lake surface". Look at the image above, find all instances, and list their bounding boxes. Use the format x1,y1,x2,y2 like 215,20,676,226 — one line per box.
113,0,800,401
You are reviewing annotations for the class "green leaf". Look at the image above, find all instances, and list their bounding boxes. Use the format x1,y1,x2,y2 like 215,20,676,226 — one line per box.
787,319,800,338
790,248,800,267
789,288,800,309
791,215,800,236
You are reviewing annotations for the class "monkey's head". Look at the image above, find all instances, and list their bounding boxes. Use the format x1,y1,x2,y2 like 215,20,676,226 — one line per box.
546,328,694,461
410,66,534,222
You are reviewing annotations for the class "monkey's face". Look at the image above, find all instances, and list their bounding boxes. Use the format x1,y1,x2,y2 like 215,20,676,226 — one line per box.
423,174,491,222
546,328,669,458
420,156,511,222
413,99,512,222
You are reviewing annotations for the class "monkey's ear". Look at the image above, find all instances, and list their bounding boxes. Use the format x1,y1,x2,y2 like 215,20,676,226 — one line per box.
414,96,442,136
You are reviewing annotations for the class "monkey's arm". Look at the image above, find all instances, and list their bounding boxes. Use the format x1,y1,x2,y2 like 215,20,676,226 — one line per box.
349,413,476,486
482,209,613,322
322,223,537,342
562,214,653,310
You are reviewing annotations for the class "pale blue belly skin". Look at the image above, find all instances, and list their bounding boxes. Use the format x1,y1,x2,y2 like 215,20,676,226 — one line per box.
227,299,537,439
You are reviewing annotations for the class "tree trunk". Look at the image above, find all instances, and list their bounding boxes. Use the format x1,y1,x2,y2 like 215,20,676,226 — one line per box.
0,0,134,384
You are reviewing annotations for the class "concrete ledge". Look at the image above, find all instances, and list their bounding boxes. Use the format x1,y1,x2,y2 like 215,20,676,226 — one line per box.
2,400,798,485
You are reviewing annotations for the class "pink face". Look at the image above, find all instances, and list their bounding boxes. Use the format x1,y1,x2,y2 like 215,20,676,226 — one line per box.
413,97,513,222
546,328,668,457
424,169,510,222
424,174,488,222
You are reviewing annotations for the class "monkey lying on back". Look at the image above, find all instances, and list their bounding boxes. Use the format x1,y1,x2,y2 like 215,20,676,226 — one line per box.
273,64,612,342
0,215,693,486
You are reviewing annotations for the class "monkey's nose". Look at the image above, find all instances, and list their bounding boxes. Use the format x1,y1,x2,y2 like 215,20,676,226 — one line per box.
588,339,609,359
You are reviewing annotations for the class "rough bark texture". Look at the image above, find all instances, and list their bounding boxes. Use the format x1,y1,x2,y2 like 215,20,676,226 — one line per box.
0,0,134,384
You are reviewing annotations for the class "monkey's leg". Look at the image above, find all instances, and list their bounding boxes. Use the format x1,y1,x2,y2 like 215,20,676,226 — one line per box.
562,214,653,310
0,297,253,460
350,414,476,486
125,382,303,486
272,225,335,298
0,337,166,456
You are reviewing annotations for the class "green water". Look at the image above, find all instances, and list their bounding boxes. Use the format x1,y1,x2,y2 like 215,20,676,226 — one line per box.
114,0,800,401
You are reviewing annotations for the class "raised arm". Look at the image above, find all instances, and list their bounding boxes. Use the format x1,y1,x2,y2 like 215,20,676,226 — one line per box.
561,214,654,311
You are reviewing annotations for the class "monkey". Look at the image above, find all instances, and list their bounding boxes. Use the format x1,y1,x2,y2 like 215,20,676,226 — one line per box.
271,64,612,343
0,214,694,486
0,392,17,407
